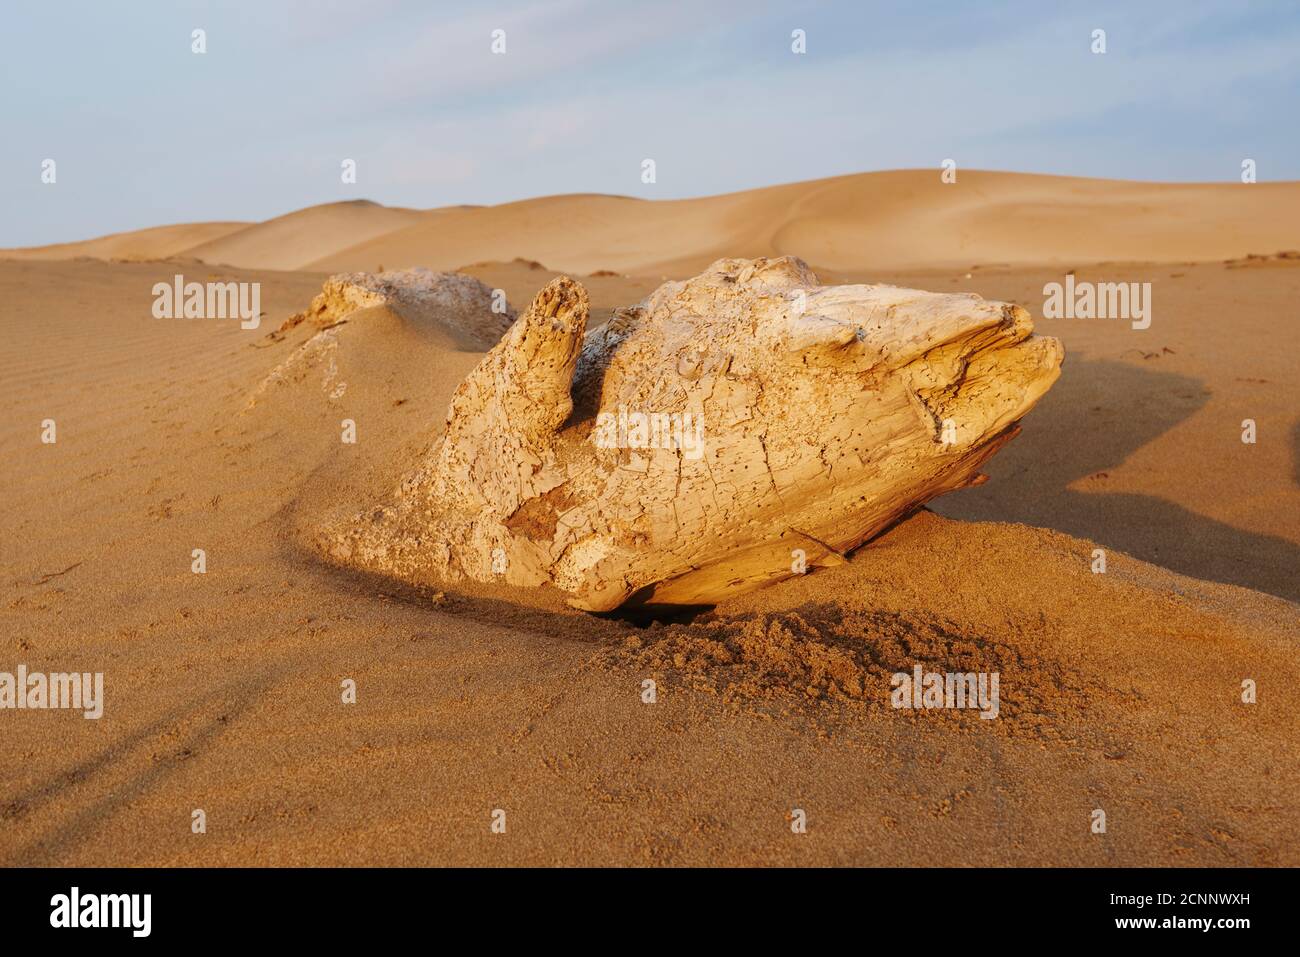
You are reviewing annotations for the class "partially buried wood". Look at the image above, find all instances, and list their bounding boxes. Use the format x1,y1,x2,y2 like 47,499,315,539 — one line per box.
319,256,1064,611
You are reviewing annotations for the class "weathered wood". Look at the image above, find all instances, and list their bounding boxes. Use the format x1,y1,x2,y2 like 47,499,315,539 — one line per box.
322,257,1063,611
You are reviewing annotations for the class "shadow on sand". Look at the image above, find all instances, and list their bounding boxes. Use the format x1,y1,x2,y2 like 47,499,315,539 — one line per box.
935,357,1300,604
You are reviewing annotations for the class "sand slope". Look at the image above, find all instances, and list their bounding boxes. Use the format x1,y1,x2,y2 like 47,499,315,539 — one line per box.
1,257,1297,866
311,172,1300,276
0,221,248,262
180,200,427,271
8,171,1300,275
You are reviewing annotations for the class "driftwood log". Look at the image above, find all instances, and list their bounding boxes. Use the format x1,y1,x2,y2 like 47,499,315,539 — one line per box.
322,256,1063,611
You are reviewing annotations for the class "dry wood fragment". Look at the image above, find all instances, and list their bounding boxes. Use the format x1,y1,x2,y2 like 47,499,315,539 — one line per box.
321,257,1063,611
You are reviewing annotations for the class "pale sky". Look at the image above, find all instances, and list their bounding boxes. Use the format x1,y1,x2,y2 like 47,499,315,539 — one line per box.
3,0,1299,246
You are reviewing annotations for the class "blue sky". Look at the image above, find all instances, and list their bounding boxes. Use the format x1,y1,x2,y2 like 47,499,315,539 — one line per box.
3,0,1299,246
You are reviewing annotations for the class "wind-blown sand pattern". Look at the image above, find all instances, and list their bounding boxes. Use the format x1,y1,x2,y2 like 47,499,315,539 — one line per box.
2,171,1298,867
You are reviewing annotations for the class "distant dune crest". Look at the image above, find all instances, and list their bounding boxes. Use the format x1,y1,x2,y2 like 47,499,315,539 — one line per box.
6,171,1300,275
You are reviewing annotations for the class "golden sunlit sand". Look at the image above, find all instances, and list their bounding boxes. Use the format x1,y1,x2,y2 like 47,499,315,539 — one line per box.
2,171,1297,865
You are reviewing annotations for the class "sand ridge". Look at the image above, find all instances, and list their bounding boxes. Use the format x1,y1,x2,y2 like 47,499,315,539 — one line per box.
10,170,1300,276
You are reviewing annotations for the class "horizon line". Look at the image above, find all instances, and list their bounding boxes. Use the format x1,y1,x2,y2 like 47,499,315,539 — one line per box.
11,166,1296,252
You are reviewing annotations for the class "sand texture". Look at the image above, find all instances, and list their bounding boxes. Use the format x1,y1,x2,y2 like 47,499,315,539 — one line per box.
2,171,1297,866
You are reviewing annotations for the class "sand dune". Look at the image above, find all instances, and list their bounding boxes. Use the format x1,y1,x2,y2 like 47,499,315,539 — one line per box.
0,200,422,271
311,172,1300,276
3,166,1299,866
8,171,1300,276
0,220,248,262
180,200,427,271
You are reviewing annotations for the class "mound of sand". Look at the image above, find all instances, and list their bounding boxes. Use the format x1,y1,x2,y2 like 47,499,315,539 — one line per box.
277,267,515,346
0,220,248,262
306,171,1300,276
183,200,426,272
10,171,1300,277
607,601,1113,734
249,268,515,414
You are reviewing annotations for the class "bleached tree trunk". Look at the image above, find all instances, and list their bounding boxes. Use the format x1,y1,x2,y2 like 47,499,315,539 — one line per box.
322,257,1063,611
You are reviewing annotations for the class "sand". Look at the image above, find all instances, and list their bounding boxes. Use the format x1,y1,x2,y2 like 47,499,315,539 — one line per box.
1,171,1297,866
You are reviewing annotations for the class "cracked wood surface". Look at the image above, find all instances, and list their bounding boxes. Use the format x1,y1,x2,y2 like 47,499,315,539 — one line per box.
321,256,1064,611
